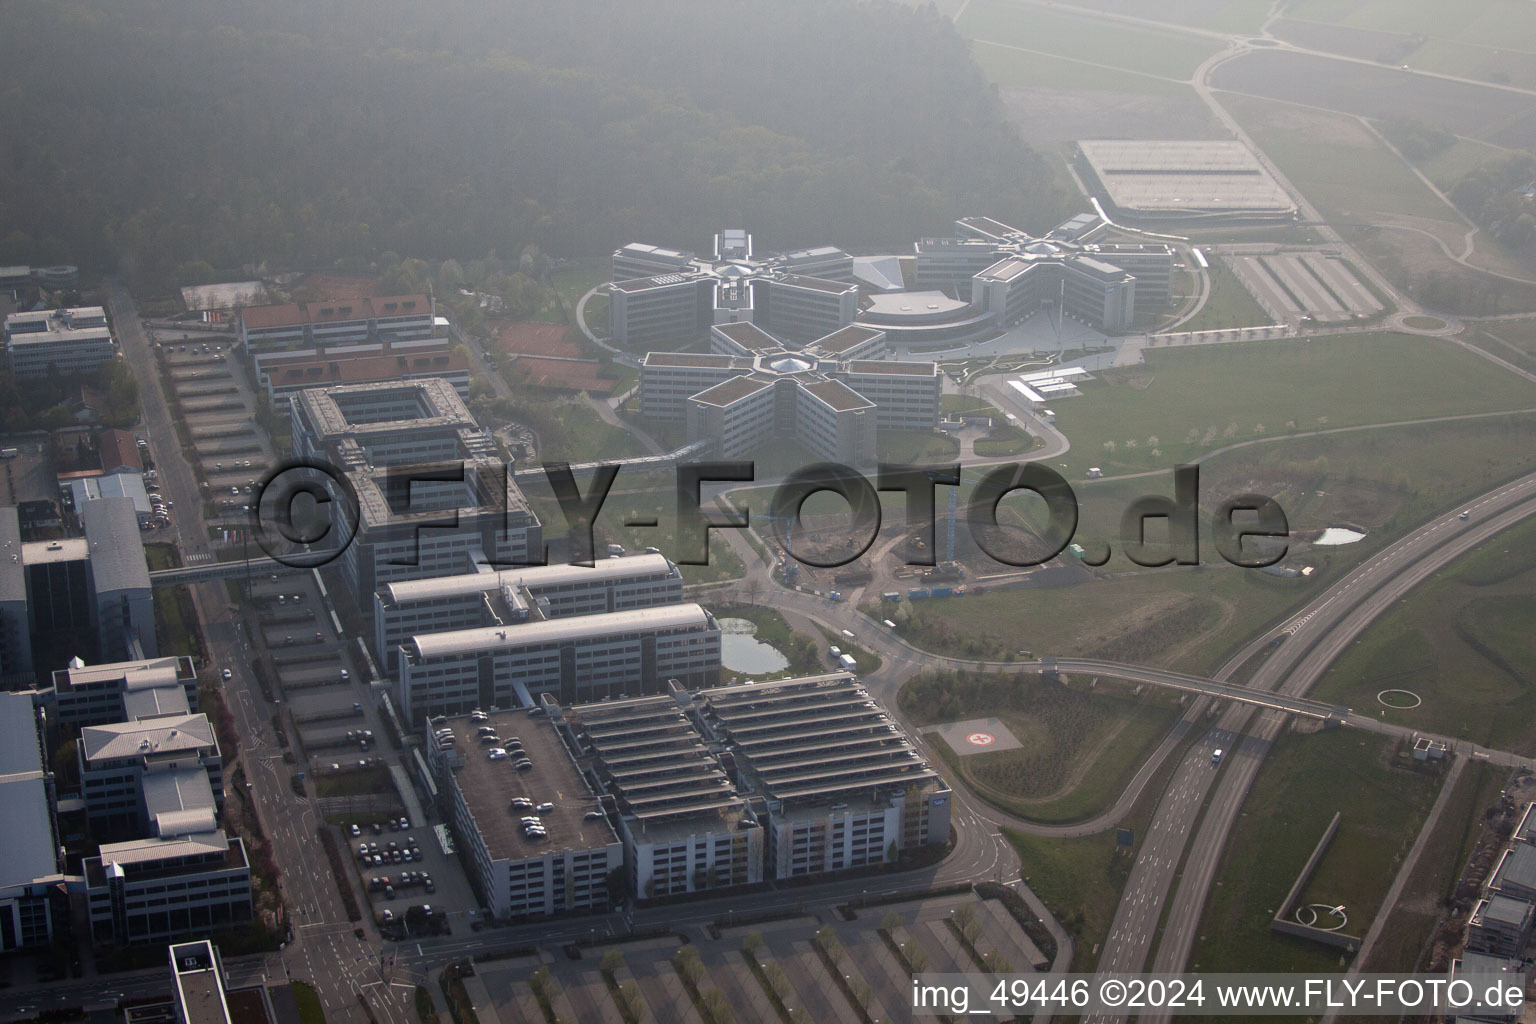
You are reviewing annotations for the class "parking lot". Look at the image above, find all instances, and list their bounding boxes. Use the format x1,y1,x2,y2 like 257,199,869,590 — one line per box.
154,335,279,536
465,890,1048,1024
1227,250,1383,325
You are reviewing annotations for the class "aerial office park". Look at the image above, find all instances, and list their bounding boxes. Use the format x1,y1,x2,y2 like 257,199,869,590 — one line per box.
0,27,1534,1021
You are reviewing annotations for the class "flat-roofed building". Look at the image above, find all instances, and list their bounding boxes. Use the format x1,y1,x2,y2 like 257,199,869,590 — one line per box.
238,295,434,355
695,674,950,878
1076,139,1297,223
341,456,541,599
66,472,154,526
1490,842,1536,901
291,378,494,472
1467,894,1535,957
373,554,685,672
80,496,156,660
4,306,115,379
257,340,470,405
1448,951,1527,1021
779,245,854,283
79,713,223,829
83,830,252,945
398,604,721,720
425,709,621,920
612,243,696,282
51,655,198,726
609,275,708,350
169,941,233,1024
561,694,763,899
640,352,755,422
763,275,858,345
831,360,941,431
0,691,62,952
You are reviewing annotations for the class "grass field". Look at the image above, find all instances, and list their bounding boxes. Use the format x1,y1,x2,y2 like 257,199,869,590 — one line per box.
1047,0,1271,34
1047,331,1536,477
970,41,1194,96
877,429,960,464
1190,730,1445,974
1358,759,1503,972
902,669,1182,822
1286,0,1536,51
892,412,1536,675
1314,514,1536,755
958,0,1223,80
1175,257,1276,332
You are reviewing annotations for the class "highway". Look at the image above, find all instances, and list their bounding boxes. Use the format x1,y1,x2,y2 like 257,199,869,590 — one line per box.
1081,472,1536,1022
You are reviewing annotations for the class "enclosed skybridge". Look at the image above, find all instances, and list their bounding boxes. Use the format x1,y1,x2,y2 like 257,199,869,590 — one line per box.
1044,657,1349,722
149,556,303,587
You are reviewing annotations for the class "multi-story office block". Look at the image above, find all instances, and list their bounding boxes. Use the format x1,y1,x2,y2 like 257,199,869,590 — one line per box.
79,713,223,830
238,295,434,355
84,831,252,945
3,306,114,379
291,378,496,472
0,691,62,952
51,655,199,726
0,507,32,685
372,553,685,672
761,276,858,345
397,603,721,720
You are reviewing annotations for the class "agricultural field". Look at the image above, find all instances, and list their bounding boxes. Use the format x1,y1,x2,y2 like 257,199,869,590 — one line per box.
957,0,1224,80
1272,16,1536,91
901,669,1183,823
1314,514,1536,756
1045,331,1536,477
1284,0,1536,53
1190,730,1445,974
1043,0,1271,35
1212,50,1536,150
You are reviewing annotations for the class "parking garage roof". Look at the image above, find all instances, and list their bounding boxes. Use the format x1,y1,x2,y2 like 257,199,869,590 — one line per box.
570,695,746,839
438,709,614,863
696,674,940,807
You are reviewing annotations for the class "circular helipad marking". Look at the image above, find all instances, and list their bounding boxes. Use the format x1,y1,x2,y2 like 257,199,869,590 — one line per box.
966,732,996,747
1377,689,1422,709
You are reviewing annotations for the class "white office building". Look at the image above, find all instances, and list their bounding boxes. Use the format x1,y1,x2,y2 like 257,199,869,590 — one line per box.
373,553,685,672
3,306,115,379
397,603,721,721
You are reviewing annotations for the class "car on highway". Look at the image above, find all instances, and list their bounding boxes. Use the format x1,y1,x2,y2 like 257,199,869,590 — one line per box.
1459,510,1470,520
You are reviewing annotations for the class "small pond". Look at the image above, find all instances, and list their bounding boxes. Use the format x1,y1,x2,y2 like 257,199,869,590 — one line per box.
718,617,789,674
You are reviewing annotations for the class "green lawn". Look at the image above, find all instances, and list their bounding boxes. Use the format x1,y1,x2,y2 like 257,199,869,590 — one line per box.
313,764,395,799
1190,731,1444,974
1175,256,1276,332
899,412,1536,676
902,669,1182,823
877,429,960,464
711,604,823,678
291,982,327,1024
958,0,1223,79
1048,331,1535,477
534,262,612,326
1314,514,1536,755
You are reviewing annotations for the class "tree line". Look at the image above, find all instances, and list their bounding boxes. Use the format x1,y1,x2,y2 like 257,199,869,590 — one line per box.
0,0,1068,293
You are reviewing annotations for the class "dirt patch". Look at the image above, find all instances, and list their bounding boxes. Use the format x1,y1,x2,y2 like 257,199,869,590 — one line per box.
1101,367,1154,389
491,320,584,358
291,272,382,299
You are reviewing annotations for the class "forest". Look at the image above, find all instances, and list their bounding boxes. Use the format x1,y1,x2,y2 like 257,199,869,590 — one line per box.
0,0,1067,293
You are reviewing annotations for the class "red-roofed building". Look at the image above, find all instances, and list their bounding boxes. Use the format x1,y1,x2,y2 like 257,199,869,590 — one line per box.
98,429,143,475
238,295,435,354
253,341,470,404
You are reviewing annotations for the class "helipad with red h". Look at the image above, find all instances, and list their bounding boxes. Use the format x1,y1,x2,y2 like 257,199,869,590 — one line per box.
928,716,1023,755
